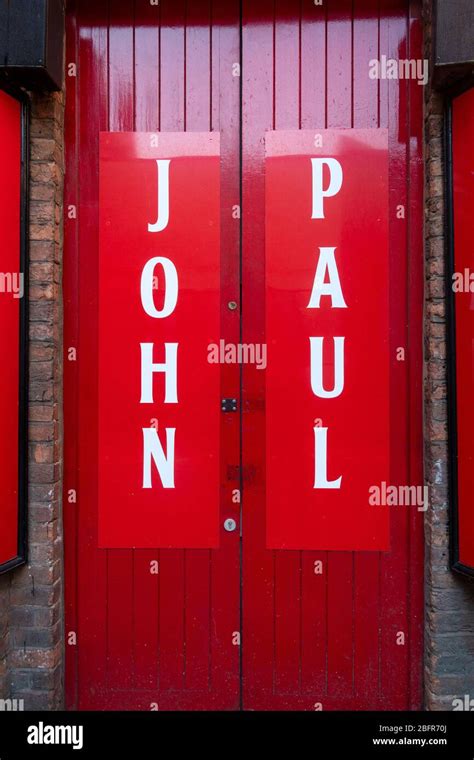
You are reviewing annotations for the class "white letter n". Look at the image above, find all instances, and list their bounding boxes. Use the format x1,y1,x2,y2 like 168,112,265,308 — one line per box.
143,427,175,488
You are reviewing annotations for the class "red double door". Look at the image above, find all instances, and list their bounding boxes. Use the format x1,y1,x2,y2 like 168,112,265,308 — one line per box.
64,0,423,710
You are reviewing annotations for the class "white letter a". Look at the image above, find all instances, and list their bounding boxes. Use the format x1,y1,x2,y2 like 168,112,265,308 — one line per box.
307,247,347,309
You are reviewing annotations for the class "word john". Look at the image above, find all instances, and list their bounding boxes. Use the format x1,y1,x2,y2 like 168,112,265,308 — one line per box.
99,132,221,548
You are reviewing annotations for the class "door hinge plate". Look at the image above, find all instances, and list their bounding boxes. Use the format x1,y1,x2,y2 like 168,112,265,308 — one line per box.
221,397,238,412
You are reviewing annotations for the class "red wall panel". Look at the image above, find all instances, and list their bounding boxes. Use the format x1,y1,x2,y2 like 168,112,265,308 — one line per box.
0,88,25,572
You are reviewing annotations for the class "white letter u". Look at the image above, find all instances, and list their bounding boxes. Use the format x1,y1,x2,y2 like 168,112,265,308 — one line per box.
310,336,345,399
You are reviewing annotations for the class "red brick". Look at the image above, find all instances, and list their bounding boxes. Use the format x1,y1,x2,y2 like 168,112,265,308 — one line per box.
29,241,55,262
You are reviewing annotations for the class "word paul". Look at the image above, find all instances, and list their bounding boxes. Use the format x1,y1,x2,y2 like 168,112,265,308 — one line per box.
309,157,346,490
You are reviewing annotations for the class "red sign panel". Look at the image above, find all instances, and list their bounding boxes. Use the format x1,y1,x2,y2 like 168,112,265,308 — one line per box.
99,133,220,548
451,88,474,572
0,88,26,572
265,130,390,551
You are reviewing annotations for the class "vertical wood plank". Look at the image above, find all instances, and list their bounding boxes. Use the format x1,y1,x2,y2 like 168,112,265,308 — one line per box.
300,0,328,699
76,0,108,708
407,0,425,711
132,0,160,693
106,0,135,691
209,0,241,707
352,0,381,701
273,0,302,696
182,0,213,694
241,0,275,705
379,0,410,708
158,0,186,694
133,0,160,703
325,0,354,701
64,0,79,710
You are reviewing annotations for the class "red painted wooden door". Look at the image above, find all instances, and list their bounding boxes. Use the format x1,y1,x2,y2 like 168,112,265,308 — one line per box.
64,0,423,711
241,0,423,711
64,0,241,710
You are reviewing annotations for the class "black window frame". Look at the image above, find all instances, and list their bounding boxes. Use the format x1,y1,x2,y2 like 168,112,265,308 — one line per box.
445,76,474,578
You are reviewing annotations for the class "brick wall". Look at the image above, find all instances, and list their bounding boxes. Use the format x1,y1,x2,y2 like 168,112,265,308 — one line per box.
423,0,474,710
0,89,64,710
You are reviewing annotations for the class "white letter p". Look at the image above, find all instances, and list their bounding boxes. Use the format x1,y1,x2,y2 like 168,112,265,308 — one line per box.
311,157,343,219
